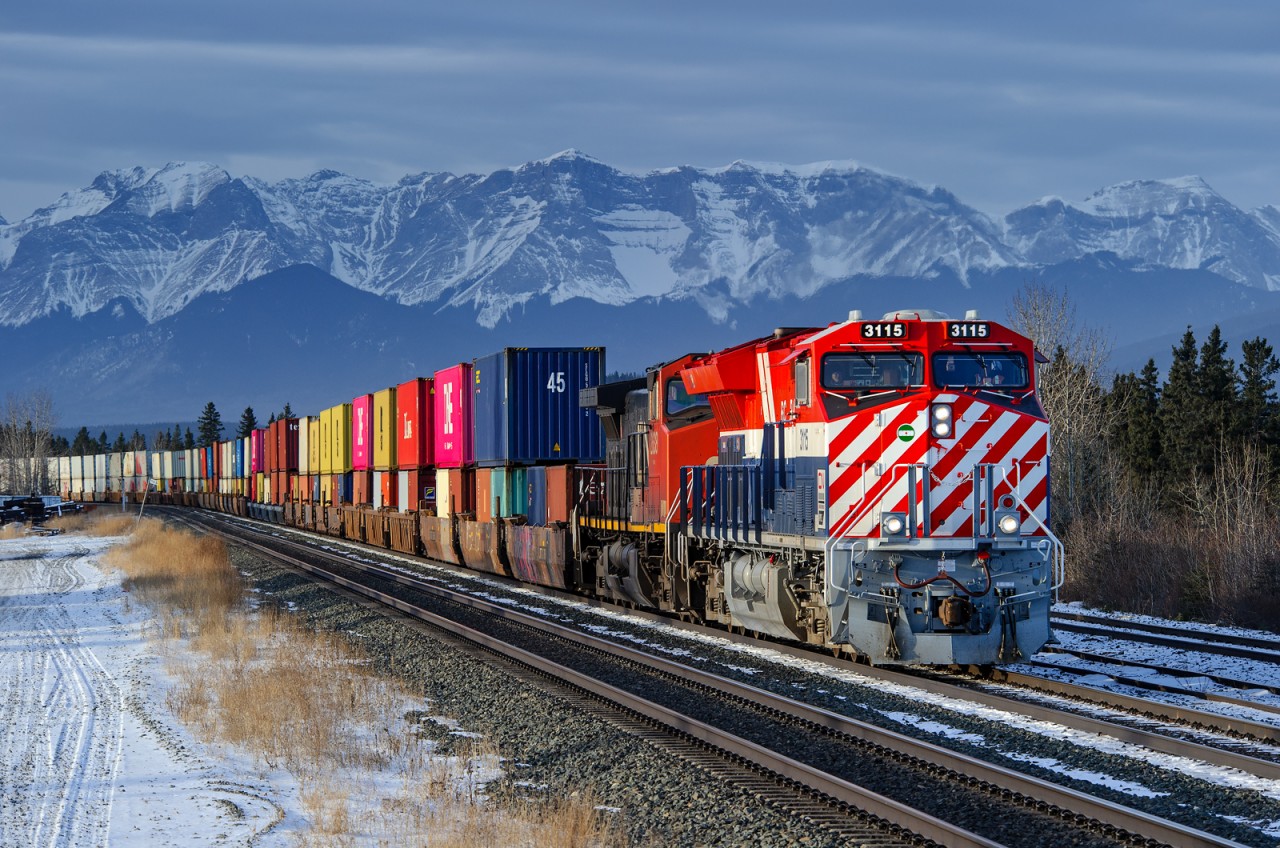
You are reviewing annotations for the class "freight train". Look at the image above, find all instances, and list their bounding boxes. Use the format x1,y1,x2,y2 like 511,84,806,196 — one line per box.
55,308,1061,665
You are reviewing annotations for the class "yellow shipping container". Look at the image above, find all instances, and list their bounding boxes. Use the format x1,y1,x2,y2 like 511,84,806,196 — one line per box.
309,416,322,475
320,473,333,505
320,408,333,475
331,403,353,473
373,387,397,471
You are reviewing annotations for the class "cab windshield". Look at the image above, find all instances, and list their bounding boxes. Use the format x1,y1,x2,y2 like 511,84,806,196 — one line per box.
821,353,923,391
666,378,710,415
932,352,1030,389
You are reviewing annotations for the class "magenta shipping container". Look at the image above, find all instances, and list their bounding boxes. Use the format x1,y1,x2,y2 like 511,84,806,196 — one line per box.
352,394,373,470
433,364,474,468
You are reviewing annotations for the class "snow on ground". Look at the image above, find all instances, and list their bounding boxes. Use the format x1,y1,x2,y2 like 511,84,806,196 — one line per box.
0,531,292,847
249,522,1280,809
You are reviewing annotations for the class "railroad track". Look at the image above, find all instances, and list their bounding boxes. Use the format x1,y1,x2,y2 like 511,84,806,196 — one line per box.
1051,612,1280,659
163,507,1258,848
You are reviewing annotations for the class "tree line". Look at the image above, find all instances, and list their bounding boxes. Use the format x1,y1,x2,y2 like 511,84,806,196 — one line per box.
1009,286,1280,629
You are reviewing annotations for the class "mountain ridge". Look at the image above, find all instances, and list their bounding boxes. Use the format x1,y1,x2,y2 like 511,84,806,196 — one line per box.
9,153,1275,332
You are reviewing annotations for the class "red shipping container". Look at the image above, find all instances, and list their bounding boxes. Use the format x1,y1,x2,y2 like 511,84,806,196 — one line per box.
352,394,373,471
380,470,396,509
396,378,434,469
278,418,299,471
446,468,475,515
265,422,278,473
433,364,474,468
353,470,373,505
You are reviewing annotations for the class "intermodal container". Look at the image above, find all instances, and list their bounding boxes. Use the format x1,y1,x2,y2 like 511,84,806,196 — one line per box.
352,394,373,471
310,416,322,475
472,348,605,467
265,423,278,472
250,429,265,474
278,418,299,472
378,470,396,510
94,454,107,494
319,408,332,475
434,364,474,468
395,378,433,469
331,404,353,474
298,416,313,475
372,388,396,471
526,465,547,526
398,468,434,513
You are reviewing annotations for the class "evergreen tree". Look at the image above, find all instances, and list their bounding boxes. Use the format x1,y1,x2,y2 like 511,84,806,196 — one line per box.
268,412,276,425
71,426,95,455
1159,327,1201,484
281,402,294,420
111,432,127,452
1109,359,1162,485
1195,326,1237,467
130,429,146,450
1238,336,1280,453
50,435,70,455
98,431,109,451
197,402,223,447
184,428,196,449
237,406,258,439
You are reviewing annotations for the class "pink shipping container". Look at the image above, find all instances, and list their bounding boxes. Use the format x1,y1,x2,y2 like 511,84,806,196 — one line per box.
352,394,373,471
396,378,434,468
433,364,474,468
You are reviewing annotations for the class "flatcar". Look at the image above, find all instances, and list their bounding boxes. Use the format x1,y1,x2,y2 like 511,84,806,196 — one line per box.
57,309,1061,665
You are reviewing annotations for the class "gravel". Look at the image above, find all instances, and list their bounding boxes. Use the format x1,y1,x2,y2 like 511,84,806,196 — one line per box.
231,523,1280,847
229,545,873,848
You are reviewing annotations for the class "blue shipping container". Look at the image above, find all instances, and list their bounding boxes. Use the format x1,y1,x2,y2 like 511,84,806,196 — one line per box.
526,465,547,527
473,347,606,467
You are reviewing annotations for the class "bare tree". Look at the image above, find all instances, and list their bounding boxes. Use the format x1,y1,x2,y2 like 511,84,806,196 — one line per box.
1006,283,1114,527
0,391,58,494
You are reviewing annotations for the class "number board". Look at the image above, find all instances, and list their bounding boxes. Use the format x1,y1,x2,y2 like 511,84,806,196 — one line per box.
947,322,990,339
860,322,906,339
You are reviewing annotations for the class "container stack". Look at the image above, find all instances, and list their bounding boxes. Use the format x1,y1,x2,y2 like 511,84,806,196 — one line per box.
395,378,434,514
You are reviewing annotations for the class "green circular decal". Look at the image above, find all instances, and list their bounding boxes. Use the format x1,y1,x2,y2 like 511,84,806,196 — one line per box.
897,424,915,442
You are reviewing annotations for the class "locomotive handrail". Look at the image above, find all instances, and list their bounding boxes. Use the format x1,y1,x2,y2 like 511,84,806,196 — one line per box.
997,466,1065,596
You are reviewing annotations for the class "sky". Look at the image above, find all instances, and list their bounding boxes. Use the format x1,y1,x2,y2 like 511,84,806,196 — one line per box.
2,1,1279,222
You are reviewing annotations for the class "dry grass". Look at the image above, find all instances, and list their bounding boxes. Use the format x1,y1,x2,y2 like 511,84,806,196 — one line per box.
0,524,23,540
47,510,139,537
114,519,622,847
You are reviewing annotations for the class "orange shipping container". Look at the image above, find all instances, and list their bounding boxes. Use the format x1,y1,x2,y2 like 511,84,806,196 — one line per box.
475,468,493,523
546,464,575,525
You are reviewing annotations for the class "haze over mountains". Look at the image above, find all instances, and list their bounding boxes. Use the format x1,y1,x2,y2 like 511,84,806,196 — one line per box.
4,150,1280,424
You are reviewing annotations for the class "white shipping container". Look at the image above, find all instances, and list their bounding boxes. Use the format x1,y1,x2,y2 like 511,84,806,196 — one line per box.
94,455,107,493
372,471,384,510
298,416,312,475
107,453,123,490
436,470,451,518
397,472,409,513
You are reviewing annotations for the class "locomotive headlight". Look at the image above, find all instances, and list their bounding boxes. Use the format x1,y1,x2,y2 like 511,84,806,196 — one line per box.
930,403,954,439
996,512,1020,536
881,512,907,536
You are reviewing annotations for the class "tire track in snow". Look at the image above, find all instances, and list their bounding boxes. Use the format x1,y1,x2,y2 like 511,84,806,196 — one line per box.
0,548,123,848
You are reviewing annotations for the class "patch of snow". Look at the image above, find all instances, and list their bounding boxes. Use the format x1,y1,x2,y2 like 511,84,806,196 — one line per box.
1002,753,1168,797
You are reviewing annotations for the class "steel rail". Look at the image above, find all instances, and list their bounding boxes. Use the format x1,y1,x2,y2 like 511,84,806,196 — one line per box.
1051,618,1280,664
176,510,1000,848
1052,611,1280,653
186,509,1252,848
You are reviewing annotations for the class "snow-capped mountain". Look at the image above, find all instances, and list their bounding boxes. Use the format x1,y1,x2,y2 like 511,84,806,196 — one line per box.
8,153,1280,424
1002,176,1280,289
0,152,1028,329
